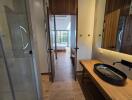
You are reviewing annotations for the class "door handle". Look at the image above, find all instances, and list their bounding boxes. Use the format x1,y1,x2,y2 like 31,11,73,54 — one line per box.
74,47,79,50
48,48,53,51
24,50,32,55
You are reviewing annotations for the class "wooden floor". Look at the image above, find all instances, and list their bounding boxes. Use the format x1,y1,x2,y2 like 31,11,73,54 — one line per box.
54,51,74,81
41,49,105,100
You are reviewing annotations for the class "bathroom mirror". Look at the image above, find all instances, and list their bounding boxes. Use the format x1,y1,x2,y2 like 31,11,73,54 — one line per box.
102,0,132,55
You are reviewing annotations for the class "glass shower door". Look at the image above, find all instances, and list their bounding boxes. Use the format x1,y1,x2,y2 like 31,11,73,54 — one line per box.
0,0,40,100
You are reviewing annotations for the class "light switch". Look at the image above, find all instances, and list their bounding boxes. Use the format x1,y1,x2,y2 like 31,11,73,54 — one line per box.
88,34,90,36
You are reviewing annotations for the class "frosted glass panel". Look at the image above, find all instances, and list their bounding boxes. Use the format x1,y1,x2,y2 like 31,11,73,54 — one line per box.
0,0,38,100
0,40,13,100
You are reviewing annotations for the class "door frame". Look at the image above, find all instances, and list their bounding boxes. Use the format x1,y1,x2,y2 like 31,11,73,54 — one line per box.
48,0,78,81
46,7,55,82
74,8,79,80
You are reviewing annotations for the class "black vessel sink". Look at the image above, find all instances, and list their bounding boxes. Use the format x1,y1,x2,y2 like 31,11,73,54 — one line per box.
94,63,127,86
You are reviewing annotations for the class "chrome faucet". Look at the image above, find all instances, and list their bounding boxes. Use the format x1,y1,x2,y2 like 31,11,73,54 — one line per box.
113,61,121,65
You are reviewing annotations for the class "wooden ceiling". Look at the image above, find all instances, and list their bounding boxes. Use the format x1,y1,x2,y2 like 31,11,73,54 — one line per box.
105,0,131,15
49,0,78,15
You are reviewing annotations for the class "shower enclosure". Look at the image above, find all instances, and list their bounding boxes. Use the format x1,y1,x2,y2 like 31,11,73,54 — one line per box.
0,0,41,100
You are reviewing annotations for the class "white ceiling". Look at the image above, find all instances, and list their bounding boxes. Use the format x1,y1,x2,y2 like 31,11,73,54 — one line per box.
51,15,71,30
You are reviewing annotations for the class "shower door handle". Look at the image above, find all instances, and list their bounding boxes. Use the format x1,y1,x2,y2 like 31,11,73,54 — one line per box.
24,50,32,55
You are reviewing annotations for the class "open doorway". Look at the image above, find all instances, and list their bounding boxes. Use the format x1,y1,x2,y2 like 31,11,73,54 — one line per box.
53,15,71,54
49,15,77,81
41,0,86,100
41,11,84,100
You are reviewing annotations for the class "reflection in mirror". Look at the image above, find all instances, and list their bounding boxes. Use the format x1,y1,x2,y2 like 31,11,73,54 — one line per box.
102,0,132,55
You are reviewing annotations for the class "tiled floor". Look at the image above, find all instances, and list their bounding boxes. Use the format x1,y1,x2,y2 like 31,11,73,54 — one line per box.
41,76,85,100
41,49,105,100
41,49,85,100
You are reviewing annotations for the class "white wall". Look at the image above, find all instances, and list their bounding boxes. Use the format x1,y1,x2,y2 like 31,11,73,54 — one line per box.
55,15,71,30
29,0,48,73
93,0,132,79
77,0,96,70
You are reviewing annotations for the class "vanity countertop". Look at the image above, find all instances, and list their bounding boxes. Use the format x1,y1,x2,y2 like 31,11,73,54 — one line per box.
80,59,132,100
